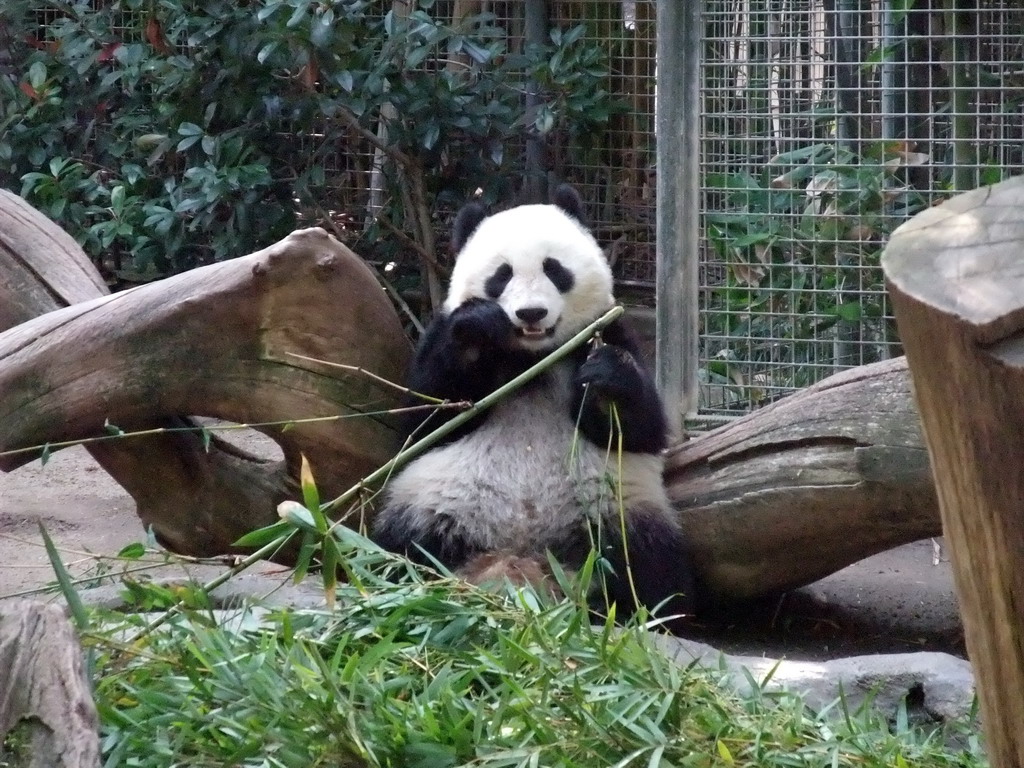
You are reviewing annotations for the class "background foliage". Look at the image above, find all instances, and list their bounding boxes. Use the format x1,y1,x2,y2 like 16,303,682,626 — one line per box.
695,0,1024,410
5,1,1023,408
0,0,617,291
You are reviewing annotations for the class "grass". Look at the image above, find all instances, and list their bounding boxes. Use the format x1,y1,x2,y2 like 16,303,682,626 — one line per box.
79,547,987,768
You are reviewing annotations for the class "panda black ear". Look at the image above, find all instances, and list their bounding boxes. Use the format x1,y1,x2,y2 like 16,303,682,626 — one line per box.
452,202,488,254
551,184,586,225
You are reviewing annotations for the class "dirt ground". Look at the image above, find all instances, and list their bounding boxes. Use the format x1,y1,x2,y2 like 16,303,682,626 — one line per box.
0,443,965,661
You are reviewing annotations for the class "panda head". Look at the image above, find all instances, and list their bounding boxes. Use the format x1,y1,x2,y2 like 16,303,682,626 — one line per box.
444,185,614,351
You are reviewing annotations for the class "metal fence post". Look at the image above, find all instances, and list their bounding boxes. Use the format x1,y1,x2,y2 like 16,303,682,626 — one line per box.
656,0,701,430
523,0,549,203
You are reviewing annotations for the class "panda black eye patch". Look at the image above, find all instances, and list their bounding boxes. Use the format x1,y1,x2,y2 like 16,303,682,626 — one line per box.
484,263,513,298
543,258,575,293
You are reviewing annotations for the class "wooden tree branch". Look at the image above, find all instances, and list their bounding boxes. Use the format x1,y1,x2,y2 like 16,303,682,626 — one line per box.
0,190,408,556
0,227,409,480
666,356,940,601
884,175,1024,768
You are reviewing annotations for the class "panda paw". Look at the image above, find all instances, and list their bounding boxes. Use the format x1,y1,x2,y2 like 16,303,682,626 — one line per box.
449,298,514,350
577,344,644,398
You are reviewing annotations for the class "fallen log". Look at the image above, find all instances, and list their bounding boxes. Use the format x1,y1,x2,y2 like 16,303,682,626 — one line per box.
0,192,942,600
0,190,408,554
666,355,939,601
885,175,1024,768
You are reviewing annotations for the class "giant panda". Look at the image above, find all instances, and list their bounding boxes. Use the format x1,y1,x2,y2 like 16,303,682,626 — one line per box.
373,185,696,623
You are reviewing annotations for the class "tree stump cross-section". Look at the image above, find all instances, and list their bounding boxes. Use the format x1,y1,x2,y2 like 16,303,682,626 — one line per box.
884,175,1024,768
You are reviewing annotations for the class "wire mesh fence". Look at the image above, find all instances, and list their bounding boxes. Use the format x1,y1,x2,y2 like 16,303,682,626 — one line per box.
278,0,659,299
696,0,1024,416
9,0,1024,418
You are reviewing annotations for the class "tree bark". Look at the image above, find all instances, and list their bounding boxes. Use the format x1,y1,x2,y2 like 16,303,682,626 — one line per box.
0,190,109,326
0,602,99,768
0,190,290,553
0,191,408,555
884,175,1024,768
666,356,939,601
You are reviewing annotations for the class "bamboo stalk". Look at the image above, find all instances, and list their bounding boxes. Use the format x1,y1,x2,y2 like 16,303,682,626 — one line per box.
321,304,626,515
124,305,624,639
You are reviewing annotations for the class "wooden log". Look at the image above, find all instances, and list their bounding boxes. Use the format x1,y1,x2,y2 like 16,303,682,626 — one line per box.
0,190,109,326
0,227,405,479
0,190,296,553
0,601,99,768
884,175,1024,767
666,356,939,601
0,192,944,601
0,190,408,555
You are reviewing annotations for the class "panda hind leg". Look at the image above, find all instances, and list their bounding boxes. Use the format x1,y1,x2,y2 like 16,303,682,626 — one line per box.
373,506,483,572
595,505,698,629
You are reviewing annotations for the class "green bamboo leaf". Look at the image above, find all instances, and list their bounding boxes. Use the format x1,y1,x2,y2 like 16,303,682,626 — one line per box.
292,530,317,583
39,523,89,630
298,455,324,531
234,519,294,547
321,535,340,610
716,739,734,765
118,542,146,559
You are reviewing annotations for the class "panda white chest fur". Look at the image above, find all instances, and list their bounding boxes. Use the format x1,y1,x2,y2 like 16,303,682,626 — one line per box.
381,361,621,554
372,184,697,623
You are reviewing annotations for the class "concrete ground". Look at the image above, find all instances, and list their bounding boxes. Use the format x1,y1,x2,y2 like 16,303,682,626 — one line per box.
0,443,964,661
688,538,964,660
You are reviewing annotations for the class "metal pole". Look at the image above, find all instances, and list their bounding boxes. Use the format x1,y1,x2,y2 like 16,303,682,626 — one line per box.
656,0,700,430
524,0,549,203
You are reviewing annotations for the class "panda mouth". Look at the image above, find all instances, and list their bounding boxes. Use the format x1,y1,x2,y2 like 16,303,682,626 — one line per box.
516,326,555,340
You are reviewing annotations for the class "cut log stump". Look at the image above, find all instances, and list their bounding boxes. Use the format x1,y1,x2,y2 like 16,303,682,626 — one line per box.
884,175,1024,768
0,602,99,768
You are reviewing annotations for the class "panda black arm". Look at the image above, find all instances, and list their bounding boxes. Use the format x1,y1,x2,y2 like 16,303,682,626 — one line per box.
401,298,518,438
570,318,668,454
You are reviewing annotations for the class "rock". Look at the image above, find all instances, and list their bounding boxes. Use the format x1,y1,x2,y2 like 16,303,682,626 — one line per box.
77,572,328,612
652,634,975,722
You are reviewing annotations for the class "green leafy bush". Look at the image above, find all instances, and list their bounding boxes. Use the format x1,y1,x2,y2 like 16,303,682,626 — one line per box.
702,141,929,406
0,0,617,281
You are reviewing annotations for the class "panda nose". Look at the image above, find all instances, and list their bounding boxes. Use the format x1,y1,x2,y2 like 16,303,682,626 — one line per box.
515,307,548,324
